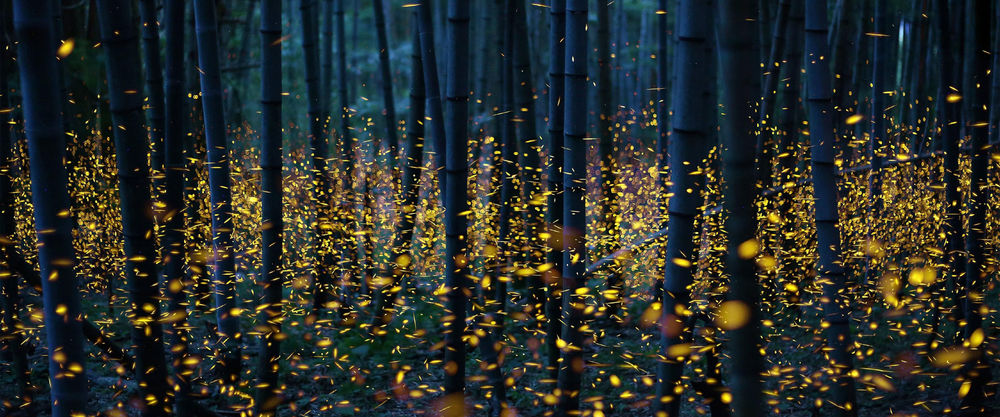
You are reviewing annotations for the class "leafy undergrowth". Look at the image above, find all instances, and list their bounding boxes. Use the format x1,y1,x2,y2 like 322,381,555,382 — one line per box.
3,273,996,417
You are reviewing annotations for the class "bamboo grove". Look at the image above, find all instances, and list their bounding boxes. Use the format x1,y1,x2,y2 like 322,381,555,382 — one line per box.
0,0,998,416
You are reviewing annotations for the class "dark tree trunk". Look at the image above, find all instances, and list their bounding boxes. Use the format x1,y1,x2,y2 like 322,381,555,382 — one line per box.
192,0,242,384
557,1,588,415
161,1,195,414
595,0,623,320
545,0,566,383
374,0,399,155
300,0,337,315
776,0,804,305
371,13,426,332
335,0,362,307
959,1,993,413
96,1,171,414
804,0,857,414
13,1,89,414
596,0,614,232
0,6,28,400
655,0,713,414
865,0,893,283
417,0,447,193
934,0,965,334
322,0,333,121
716,2,764,417
933,0,962,334
139,0,166,198
254,1,283,415
512,0,545,314
492,0,516,344
756,0,791,185
442,0,470,403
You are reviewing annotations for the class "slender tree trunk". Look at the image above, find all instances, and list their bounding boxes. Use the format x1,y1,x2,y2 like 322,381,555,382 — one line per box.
0,9,28,399
371,14,426,332
512,0,545,314
595,0,623,320
557,1,588,415
186,11,213,314
162,1,195,414
335,0,365,304
545,0,566,383
192,0,242,384
991,1,1000,146
756,0,791,185
716,2,764,417
596,0,614,230
492,0,516,345
12,2,89,415
255,1,283,415
442,0,470,405
652,0,669,305
959,1,993,413
374,0,399,155
934,0,961,310
322,0,333,120
300,0,337,315
776,0,804,307
96,1,172,414
865,0,893,283
804,0,857,414
139,0,166,199
417,0,447,194
654,0,713,414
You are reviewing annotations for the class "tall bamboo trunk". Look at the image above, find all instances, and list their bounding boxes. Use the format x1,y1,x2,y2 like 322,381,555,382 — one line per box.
300,0,337,314
13,1,89,415
192,0,242,384
139,0,166,198
545,0,566,383
96,1,172,414
865,0,893,283
655,0,713,414
959,1,993,412
322,0,333,122
332,0,362,315
776,0,804,307
344,0,374,297
716,2,764,416
595,0,622,320
371,13,426,332
417,0,447,194
512,0,545,314
255,0,283,415
374,0,399,156
804,0,857,414
756,0,791,185
161,1,195,414
596,0,615,235
442,0,471,404
557,1,588,415
652,0,670,305
0,7,28,399
492,0,516,344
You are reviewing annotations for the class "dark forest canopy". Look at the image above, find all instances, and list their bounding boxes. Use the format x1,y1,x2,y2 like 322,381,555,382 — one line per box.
0,0,999,416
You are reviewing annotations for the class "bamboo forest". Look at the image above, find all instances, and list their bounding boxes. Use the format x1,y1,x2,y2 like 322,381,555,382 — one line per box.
2,0,1000,416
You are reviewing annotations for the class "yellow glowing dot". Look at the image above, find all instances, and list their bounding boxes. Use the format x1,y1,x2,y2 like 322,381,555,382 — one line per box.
716,301,750,330
57,38,75,58
737,239,760,260
721,392,732,404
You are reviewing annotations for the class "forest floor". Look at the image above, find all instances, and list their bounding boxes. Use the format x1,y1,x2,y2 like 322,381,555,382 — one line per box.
2,278,999,416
